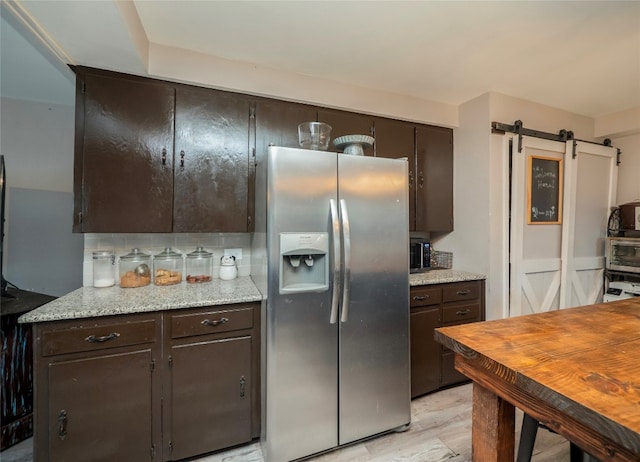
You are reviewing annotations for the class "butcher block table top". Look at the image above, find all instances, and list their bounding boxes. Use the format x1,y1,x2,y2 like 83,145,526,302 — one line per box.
435,299,640,462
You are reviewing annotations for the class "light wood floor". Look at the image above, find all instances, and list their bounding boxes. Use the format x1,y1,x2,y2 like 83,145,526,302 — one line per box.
1,383,569,462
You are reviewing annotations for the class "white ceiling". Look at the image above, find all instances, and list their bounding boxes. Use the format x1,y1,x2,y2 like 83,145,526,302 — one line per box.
1,0,639,118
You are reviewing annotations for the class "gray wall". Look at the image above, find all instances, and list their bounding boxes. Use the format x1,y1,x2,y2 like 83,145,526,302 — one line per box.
6,187,83,296
1,97,81,297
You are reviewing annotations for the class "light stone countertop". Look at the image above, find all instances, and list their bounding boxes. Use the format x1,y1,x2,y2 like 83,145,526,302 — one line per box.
18,276,263,324
19,271,486,324
409,269,486,286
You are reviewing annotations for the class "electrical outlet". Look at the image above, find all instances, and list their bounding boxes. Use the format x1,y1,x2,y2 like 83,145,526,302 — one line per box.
224,248,242,260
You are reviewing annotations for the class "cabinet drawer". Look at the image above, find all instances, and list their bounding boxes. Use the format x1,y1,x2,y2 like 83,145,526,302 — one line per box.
441,302,481,324
171,306,254,339
410,287,442,307
442,282,480,303
41,319,157,357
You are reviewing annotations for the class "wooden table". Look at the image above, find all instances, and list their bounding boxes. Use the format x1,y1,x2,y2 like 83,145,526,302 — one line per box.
435,298,640,462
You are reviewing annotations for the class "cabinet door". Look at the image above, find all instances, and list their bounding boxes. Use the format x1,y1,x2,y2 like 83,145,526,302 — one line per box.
410,307,441,398
318,110,374,155
174,87,251,232
78,70,175,232
255,98,317,153
415,125,454,232
375,118,416,230
48,349,154,462
169,336,252,460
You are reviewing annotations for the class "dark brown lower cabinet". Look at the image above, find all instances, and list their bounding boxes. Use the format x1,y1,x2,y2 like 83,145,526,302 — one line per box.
34,313,162,462
410,280,485,398
164,305,259,461
48,350,155,462
439,281,484,387
410,307,440,397
169,337,251,460
33,303,260,462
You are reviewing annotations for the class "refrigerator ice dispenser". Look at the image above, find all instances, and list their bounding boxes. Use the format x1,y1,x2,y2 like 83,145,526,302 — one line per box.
279,232,329,294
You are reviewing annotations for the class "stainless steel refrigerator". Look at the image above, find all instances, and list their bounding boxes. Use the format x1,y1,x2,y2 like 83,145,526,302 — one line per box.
252,146,410,462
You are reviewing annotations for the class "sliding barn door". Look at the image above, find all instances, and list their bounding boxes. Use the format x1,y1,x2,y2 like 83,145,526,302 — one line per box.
560,141,618,308
510,136,618,317
510,136,567,316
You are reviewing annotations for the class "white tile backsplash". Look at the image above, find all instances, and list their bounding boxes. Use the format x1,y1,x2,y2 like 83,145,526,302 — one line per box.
83,233,252,287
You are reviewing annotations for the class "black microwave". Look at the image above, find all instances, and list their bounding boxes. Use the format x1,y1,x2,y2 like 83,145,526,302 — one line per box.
410,239,431,273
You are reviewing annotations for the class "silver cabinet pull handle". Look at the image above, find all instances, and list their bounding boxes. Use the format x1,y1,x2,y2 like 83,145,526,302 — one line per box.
456,309,471,316
161,148,167,166
85,332,120,343
201,317,229,326
456,289,471,296
413,295,428,301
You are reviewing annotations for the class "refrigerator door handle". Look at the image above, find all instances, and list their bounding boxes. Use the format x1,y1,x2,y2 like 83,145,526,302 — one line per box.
340,199,351,323
329,199,341,324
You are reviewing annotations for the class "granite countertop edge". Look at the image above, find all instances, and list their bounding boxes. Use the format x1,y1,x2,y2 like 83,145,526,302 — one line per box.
18,276,263,324
19,270,486,324
409,269,486,286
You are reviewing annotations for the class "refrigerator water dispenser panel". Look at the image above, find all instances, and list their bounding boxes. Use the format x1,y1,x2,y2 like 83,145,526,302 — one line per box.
279,232,329,294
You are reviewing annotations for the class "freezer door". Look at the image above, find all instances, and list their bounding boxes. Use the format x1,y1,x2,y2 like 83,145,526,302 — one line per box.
263,147,339,461
337,154,411,444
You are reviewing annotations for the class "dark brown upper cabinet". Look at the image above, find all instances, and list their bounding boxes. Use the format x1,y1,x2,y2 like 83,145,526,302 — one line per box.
374,118,453,232
317,109,375,155
73,66,453,234
174,86,252,233
416,125,454,232
74,68,175,233
74,67,252,233
254,98,318,155
374,118,417,230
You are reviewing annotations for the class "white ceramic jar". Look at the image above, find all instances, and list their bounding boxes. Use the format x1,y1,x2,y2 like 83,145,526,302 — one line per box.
219,255,237,280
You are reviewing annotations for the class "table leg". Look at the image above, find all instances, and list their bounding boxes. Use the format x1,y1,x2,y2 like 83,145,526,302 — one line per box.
472,382,515,462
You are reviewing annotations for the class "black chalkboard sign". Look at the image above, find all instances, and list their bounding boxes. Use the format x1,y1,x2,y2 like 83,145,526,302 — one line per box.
527,155,563,224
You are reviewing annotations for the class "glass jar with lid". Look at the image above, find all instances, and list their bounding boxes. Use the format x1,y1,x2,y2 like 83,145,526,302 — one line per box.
92,250,115,288
153,247,183,286
186,247,213,283
119,248,151,288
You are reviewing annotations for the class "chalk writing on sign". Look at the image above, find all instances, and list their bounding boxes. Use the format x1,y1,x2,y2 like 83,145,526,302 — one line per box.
528,156,562,224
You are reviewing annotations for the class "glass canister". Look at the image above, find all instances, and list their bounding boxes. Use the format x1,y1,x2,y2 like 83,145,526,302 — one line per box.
92,250,115,288
153,247,183,286
186,247,213,283
119,248,151,288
